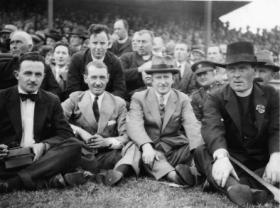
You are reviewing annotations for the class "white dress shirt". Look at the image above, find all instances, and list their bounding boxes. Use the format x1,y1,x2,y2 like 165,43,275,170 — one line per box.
89,92,105,110
155,91,171,106
54,65,67,83
18,87,37,147
177,61,186,78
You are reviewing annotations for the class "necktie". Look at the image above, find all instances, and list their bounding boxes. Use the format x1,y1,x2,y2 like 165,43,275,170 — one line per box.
92,96,100,122
159,95,165,122
19,93,37,102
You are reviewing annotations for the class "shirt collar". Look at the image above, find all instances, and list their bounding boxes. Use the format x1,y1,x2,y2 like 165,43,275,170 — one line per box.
89,91,105,104
154,90,171,106
142,54,152,61
91,53,105,62
18,86,38,95
117,36,128,44
235,86,253,97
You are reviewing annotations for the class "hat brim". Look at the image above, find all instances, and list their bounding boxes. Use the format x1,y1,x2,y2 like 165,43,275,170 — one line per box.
0,29,12,34
68,33,88,39
191,60,223,72
218,61,261,68
145,68,179,74
256,63,280,72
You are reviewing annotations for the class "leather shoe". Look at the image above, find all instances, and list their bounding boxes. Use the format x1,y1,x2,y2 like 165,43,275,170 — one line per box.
63,171,87,186
175,164,195,186
227,184,253,207
251,188,268,205
0,181,10,193
202,180,216,193
96,170,123,186
48,174,67,188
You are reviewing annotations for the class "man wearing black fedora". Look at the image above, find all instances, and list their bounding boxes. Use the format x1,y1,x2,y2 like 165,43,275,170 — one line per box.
194,41,280,207
255,50,280,86
127,56,203,186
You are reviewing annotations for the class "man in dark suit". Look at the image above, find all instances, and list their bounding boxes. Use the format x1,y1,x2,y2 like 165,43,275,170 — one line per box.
194,42,280,207
120,29,153,98
0,30,61,96
109,19,132,57
173,42,199,95
66,24,126,99
0,53,82,193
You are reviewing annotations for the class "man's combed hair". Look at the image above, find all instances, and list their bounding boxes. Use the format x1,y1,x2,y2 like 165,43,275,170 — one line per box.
16,52,45,71
85,60,108,74
88,24,110,37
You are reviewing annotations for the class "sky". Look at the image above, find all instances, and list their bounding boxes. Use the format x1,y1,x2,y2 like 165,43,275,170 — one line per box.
219,0,280,33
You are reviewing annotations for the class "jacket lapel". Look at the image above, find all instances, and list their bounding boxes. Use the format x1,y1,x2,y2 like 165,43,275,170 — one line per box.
34,90,48,140
7,87,22,141
97,92,115,134
225,87,242,133
146,89,162,129
162,90,177,132
78,91,98,130
252,84,267,135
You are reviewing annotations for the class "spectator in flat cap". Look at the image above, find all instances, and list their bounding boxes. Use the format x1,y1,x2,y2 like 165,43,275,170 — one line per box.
66,24,126,99
190,48,205,65
190,60,223,121
0,24,18,53
45,29,61,48
194,41,280,207
127,55,203,186
255,50,280,86
69,27,88,54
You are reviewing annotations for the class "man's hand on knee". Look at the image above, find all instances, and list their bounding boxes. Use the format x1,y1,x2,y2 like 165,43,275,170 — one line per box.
212,157,239,188
142,143,159,169
263,152,280,185
31,143,47,161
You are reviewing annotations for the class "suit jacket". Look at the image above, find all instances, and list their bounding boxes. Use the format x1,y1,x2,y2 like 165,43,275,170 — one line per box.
66,49,126,99
0,54,61,96
202,83,280,165
62,90,128,144
109,38,133,57
0,86,74,148
51,65,69,101
120,51,151,95
127,88,203,152
174,63,199,95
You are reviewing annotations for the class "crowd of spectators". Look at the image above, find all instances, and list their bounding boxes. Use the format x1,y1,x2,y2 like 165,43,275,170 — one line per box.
1,0,280,60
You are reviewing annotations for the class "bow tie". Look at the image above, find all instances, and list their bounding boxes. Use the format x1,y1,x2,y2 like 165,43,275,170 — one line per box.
19,93,38,102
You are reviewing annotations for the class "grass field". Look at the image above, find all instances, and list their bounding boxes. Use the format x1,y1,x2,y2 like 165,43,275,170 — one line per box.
0,177,277,208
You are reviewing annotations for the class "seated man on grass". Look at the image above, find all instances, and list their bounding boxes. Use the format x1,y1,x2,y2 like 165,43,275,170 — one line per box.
62,61,140,186
127,56,203,186
0,53,82,193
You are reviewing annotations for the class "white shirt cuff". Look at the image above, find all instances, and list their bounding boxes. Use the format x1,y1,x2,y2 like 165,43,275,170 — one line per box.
213,148,229,160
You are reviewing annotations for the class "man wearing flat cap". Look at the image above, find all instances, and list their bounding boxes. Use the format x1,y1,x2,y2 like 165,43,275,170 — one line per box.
190,60,223,121
255,50,280,86
69,27,88,54
194,41,280,207
127,56,203,186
